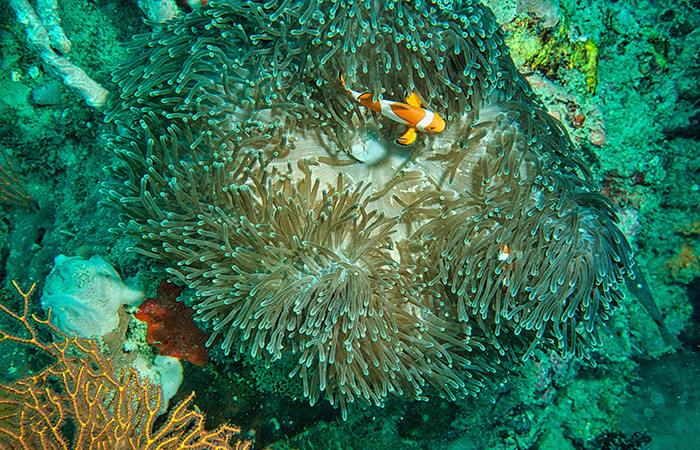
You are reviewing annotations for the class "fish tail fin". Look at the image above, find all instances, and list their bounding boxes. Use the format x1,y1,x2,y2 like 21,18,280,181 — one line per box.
397,127,418,145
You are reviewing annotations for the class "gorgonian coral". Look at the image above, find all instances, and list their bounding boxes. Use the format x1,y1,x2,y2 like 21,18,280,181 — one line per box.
104,0,637,417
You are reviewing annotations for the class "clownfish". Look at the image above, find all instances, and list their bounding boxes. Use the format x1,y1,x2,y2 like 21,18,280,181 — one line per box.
340,75,446,145
498,244,510,261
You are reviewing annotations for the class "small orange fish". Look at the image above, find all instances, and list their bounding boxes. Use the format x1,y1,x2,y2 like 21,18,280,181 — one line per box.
498,244,510,261
341,75,445,145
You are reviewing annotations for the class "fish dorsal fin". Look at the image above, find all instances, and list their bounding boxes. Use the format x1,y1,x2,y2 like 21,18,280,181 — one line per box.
405,92,421,107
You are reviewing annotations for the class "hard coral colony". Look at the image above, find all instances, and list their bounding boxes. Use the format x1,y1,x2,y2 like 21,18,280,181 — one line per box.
104,0,637,417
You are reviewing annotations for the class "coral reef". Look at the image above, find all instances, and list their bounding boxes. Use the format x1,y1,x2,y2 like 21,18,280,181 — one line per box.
134,279,211,366
0,149,38,211
526,73,607,147
38,254,186,410
505,18,600,93
517,0,561,29
102,0,643,418
8,0,108,108
40,254,144,338
584,431,651,450
0,0,696,446
662,223,700,284
0,282,251,450
138,0,180,23
129,354,185,414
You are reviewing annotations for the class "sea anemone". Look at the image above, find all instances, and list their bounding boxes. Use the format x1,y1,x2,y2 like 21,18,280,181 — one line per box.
103,0,635,417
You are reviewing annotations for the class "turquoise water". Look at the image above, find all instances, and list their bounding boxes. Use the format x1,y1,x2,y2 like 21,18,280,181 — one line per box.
1,0,699,449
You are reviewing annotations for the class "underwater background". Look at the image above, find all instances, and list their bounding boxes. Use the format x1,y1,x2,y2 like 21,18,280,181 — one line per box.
0,0,699,449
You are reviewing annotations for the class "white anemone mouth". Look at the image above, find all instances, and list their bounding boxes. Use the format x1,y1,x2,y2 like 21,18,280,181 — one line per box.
348,129,387,165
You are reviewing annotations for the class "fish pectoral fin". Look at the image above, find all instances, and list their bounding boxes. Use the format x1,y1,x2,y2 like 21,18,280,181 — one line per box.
405,92,421,107
396,127,418,145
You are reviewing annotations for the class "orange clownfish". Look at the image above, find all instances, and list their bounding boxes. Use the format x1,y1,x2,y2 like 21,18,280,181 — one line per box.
341,75,446,145
498,244,510,261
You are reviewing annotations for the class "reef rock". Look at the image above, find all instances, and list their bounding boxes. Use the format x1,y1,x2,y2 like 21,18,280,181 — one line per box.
41,254,144,338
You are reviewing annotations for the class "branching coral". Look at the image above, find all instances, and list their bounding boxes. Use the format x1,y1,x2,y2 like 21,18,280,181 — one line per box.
0,282,250,449
103,0,640,418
